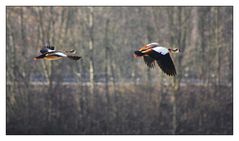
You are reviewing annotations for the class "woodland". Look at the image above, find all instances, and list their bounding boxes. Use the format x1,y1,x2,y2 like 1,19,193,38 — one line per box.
6,6,232,134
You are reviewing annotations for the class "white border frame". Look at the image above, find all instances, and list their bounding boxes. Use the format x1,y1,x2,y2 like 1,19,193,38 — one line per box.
1,0,238,141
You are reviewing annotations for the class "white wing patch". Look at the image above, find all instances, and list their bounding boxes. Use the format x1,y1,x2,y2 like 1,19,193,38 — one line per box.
147,42,159,47
54,52,67,57
152,47,169,55
47,49,55,52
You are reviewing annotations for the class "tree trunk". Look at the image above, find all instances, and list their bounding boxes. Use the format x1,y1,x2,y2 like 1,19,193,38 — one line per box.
168,7,189,134
104,19,110,104
88,7,95,96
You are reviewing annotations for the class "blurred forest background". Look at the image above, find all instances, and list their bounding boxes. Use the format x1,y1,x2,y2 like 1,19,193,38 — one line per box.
6,6,232,135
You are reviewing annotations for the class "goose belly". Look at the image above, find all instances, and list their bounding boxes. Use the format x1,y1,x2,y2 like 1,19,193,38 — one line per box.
44,52,67,60
44,55,64,60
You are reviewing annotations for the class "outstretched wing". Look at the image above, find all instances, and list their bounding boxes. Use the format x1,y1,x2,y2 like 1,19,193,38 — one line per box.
40,46,55,54
34,54,46,60
47,46,55,50
149,51,177,76
67,55,81,60
143,55,156,68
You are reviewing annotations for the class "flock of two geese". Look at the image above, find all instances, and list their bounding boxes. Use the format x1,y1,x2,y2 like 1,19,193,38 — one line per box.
34,42,180,76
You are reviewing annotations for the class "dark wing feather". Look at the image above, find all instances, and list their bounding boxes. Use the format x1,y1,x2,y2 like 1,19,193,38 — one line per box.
47,46,55,50
40,46,55,54
143,55,156,68
148,51,177,76
34,54,46,59
67,55,81,60
40,48,49,54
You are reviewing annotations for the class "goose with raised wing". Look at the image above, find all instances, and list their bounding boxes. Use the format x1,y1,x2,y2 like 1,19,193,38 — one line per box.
34,45,81,61
134,42,179,76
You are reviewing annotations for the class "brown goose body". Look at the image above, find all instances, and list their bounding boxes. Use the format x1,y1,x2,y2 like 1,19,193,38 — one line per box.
34,46,81,61
134,42,179,76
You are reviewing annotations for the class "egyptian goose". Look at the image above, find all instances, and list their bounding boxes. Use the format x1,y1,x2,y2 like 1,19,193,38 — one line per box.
34,45,81,61
134,42,179,76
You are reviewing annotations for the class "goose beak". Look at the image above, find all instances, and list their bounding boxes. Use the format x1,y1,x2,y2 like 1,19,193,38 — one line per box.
134,50,144,57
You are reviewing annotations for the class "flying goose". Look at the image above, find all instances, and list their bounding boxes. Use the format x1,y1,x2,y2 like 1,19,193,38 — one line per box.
134,42,179,76
34,45,81,61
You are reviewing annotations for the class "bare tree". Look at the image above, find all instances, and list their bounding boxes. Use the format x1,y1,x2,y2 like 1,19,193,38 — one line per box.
6,6,233,135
